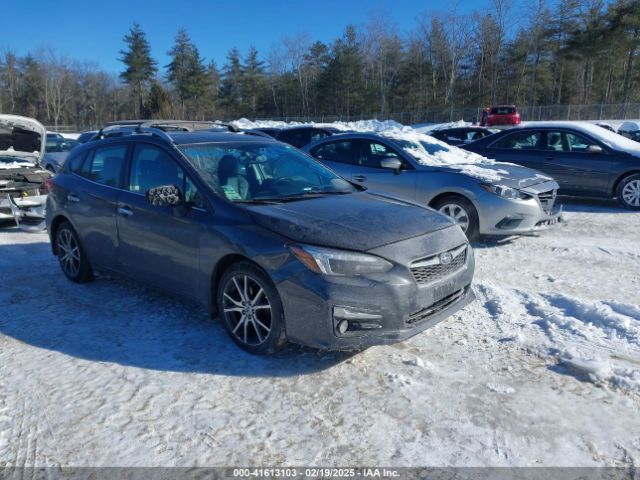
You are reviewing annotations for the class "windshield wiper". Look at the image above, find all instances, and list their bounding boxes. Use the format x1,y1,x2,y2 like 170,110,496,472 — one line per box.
252,191,352,203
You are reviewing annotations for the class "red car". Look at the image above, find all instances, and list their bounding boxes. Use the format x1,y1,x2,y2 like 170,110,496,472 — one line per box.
484,105,521,127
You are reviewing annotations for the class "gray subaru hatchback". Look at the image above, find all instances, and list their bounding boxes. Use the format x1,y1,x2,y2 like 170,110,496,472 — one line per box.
45,125,475,354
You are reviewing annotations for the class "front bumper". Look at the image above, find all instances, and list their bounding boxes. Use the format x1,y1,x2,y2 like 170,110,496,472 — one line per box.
276,229,475,350
476,190,562,236
0,193,47,221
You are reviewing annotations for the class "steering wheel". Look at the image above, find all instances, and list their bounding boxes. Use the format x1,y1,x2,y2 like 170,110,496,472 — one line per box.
272,176,294,186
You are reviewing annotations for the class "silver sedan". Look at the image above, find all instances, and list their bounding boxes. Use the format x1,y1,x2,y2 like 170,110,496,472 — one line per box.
304,131,562,240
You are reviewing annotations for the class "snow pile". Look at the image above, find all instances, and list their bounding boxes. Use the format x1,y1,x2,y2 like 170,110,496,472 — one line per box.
377,127,509,182
231,118,296,130
413,120,470,133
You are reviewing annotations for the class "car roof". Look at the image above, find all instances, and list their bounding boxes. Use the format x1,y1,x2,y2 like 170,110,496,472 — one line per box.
168,131,278,145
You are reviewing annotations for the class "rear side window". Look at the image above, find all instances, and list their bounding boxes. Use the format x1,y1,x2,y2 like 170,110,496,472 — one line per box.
79,144,127,187
491,131,541,150
67,149,88,173
311,141,356,164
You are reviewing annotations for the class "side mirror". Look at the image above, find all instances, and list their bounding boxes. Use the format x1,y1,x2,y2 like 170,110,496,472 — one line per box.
146,184,184,207
380,157,403,173
587,145,603,154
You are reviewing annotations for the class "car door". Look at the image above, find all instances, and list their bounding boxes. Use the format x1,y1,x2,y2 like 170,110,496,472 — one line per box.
538,130,613,195
116,142,208,299
64,142,128,272
308,140,357,179
480,130,544,170
350,139,418,200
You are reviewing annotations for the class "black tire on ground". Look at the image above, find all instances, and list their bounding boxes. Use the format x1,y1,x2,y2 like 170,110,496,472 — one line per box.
217,261,287,355
616,173,640,210
55,221,94,283
432,195,480,241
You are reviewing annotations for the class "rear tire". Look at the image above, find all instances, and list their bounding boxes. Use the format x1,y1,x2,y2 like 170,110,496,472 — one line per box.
433,195,480,241
55,221,94,283
616,173,640,210
217,261,287,355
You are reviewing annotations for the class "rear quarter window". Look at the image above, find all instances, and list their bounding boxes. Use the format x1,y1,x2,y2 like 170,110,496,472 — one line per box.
79,144,127,187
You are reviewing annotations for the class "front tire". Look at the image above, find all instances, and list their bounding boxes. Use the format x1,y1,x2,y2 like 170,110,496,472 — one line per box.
55,221,94,283
617,173,640,210
433,195,480,241
217,262,287,355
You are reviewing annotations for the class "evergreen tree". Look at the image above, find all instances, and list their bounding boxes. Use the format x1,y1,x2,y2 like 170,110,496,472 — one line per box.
220,48,244,115
241,46,266,115
119,23,157,118
166,28,211,118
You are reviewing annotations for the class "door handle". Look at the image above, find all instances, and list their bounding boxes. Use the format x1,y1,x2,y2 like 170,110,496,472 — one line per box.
117,206,133,217
545,156,554,161
67,193,80,203
353,175,367,182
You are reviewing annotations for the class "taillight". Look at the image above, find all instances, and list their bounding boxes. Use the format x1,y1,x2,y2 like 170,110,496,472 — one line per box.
44,178,54,193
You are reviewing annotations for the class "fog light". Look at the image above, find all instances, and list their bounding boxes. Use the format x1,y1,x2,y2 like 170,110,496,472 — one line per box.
333,306,384,337
337,320,349,335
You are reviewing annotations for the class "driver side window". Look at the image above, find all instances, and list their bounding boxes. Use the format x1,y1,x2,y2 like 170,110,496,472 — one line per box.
129,144,204,208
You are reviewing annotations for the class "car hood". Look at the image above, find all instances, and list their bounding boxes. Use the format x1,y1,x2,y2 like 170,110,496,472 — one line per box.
245,191,456,251
435,161,554,188
0,115,46,168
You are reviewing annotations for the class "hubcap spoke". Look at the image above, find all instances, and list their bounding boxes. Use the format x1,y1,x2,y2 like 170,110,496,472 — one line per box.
223,273,273,347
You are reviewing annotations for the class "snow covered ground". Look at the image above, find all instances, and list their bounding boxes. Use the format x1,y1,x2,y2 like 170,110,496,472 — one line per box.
0,198,638,467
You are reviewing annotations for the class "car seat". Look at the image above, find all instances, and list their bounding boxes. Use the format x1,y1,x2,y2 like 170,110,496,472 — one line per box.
218,155,249,200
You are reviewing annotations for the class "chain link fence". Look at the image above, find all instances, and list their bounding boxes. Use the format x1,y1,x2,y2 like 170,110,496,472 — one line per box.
247,103,640,126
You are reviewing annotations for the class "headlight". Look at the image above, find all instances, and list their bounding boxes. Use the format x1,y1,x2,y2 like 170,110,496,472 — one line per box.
480,183,529,200
288,244,393,276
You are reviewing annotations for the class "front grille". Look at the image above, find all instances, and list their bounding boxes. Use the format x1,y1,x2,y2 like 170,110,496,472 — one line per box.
407,288,466,325
537,189,557,213
410,244,467,285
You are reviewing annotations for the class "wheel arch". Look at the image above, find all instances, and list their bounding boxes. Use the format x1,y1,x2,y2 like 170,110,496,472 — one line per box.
49,214,73,255
612,170,640,198
209,253,266,317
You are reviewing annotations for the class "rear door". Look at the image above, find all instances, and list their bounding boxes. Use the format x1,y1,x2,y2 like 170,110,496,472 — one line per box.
65,142,128,272
350,139,418,200
116,142,208,299
539,130,613,195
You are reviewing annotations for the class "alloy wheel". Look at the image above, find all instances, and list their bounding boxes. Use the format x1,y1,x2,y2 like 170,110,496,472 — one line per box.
438,203,470,232
57,229,81,278
222,274,273,347
622,179,640,207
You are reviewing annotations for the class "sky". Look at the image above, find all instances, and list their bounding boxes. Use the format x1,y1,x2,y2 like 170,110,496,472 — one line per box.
2,0,500,75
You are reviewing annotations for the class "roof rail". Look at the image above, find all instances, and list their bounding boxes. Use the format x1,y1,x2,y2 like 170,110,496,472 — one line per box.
91,119,241,142
135,125,174,142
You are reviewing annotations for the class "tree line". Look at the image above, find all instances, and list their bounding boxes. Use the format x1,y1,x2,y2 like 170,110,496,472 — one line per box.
1,0,639,129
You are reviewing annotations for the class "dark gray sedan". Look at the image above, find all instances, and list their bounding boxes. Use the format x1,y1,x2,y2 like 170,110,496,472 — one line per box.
45,127,475,354
463,121,640,209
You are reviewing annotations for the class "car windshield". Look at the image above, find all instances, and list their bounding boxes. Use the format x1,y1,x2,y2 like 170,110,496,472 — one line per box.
178,141,356,203
46,138,78,153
